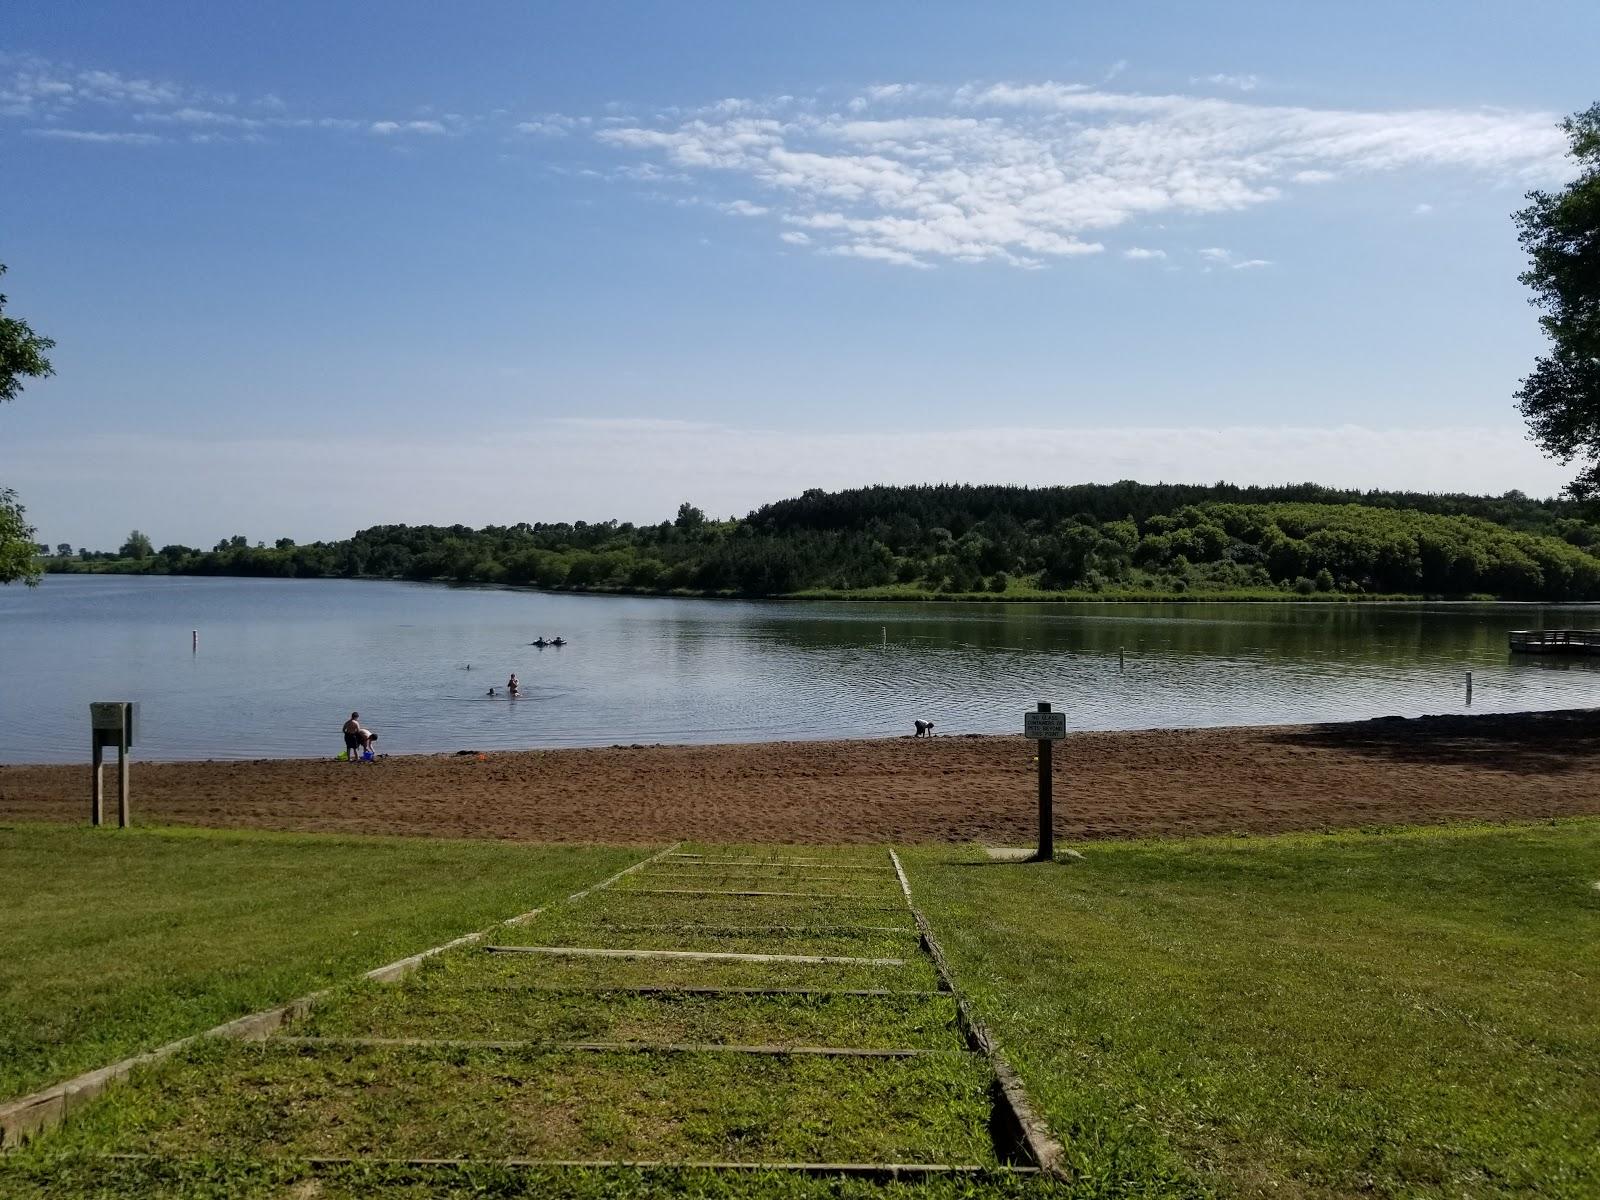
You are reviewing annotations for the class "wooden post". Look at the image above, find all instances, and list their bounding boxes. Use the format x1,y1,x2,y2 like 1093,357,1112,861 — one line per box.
1035,701,1054,862
117,721,130,828
90,737,104,827
1465,671,1473,705
192,629,198,653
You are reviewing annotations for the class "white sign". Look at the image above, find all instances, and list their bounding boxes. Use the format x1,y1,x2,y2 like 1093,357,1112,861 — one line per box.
1024,711,1066,740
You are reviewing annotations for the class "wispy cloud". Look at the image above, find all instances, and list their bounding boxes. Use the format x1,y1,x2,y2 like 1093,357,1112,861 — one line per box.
1197,247,1272,270
1192,73,1260,92
515,113,586,137
369,119,446,136
25,127,162,145
1,53,435,144
1123,247,1167,260
589,81,1567,270
4,55,1572,273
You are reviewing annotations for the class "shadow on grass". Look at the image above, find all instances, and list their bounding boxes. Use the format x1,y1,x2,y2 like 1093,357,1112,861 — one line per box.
1267,707,1600,775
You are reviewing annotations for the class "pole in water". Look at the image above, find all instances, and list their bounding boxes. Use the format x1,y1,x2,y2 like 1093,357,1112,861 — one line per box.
1465,671,1473,705
1118,645,1125,669
191,629,197,653
881,626,887,649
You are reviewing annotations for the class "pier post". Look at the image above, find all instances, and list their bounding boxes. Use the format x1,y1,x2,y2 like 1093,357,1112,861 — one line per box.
117,721,130,828
90,738,103,827
1035,702,1054,862
1466,671,1473,705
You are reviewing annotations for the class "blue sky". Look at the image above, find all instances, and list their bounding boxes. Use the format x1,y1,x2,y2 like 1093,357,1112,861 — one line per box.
3,1,1597,547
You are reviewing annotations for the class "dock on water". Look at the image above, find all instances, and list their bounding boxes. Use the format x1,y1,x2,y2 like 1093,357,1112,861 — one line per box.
1508,629,1600,655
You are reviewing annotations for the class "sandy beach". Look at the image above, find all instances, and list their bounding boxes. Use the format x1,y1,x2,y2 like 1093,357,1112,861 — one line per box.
3,709,1598,843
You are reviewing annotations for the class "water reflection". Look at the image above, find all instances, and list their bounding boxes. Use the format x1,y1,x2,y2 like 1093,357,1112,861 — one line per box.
1,576,1597,761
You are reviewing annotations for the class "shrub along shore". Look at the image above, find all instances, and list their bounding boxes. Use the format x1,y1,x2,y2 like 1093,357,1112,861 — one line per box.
45,481,1600,602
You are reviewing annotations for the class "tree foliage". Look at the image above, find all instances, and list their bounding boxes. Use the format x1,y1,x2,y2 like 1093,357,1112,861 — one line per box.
119,530,154,559
1516,103,1600,496
51,482,1600,602
0,262,56,585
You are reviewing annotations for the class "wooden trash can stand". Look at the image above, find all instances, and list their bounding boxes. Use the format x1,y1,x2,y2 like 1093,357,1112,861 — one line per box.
90,701,137,828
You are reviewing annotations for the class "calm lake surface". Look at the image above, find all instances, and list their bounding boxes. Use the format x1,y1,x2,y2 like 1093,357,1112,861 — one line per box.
2,574,1597,763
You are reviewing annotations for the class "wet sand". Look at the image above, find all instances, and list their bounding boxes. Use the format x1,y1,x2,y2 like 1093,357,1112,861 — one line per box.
2,710,1598,844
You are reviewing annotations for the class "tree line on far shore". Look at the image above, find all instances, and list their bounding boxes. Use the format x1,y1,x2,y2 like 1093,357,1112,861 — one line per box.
43,481,1600,601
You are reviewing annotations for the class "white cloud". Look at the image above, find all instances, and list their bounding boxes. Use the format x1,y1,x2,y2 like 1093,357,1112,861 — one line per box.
369,119,446,136
1124,247,1166,260
0,56,192,117
724,199,769,216
1192,73,1260,92
135,106,265,129
591,81,1566,270
1196,247,1270,270
74,67,182,106
14,422,1572,546
779,230,811,245
25,128,162,145
1413,201,1434,215
819,242,933,268
516,114,582,137
0,55,430,146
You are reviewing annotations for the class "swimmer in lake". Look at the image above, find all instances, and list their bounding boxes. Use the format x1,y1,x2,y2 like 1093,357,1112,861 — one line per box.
507,673,520,697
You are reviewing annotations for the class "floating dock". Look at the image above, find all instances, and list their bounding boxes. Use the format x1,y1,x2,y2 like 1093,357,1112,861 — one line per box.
1507,629,1600,655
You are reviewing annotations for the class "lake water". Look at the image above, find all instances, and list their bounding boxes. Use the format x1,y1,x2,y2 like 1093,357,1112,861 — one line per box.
1,574,1597,763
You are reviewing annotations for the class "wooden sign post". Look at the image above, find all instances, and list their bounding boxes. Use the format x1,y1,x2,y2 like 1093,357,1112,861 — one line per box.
90,702,136,828
1023,701,1066,862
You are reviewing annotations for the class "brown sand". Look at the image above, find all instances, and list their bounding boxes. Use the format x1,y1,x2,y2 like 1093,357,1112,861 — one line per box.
2,710,1598,844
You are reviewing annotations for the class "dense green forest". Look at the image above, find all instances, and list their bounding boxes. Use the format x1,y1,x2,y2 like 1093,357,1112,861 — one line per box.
44,482,1600,602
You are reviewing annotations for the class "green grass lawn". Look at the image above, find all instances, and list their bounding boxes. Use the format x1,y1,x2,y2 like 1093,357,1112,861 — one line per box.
903,819,1600,1199
4,842,1025,1199
0,823,643,1100
8,825,1596,1199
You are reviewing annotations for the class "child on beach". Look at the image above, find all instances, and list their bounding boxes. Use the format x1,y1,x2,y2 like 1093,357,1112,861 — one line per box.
342,712,377,759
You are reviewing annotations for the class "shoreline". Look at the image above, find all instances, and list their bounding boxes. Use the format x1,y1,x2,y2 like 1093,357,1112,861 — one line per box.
40,565,1596,606
4,708,1598,844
